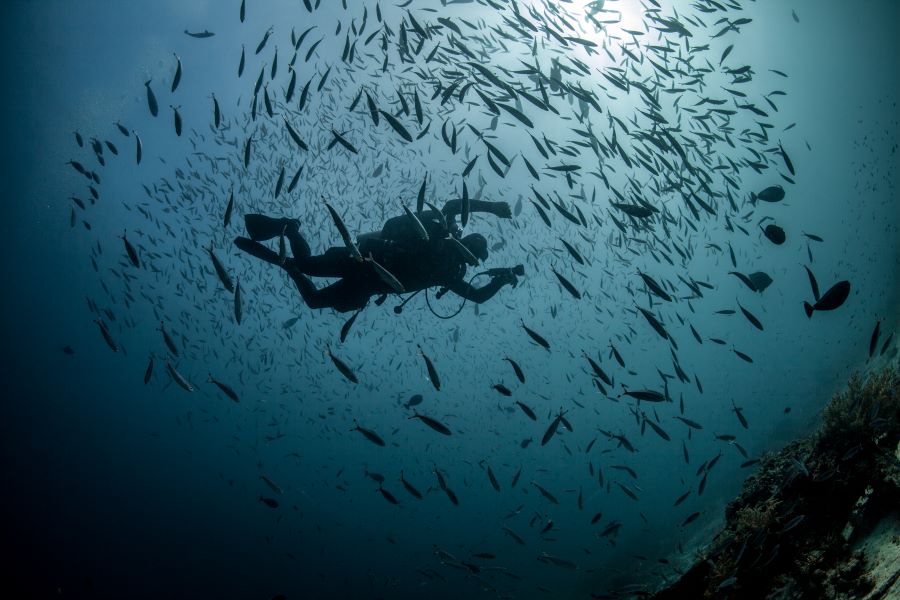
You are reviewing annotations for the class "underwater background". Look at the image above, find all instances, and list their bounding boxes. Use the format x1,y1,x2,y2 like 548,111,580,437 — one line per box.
1,0,898,598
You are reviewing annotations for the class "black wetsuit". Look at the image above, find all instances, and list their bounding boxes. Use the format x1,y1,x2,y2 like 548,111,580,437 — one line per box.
238,202,513,313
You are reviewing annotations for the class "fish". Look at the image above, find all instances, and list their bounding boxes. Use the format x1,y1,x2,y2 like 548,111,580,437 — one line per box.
803,280,850,318
340,310,360,343
133,131,142,164
761,222,786,245
323,200,362,260
503,357,525,383
869,320,882,358
144,80,158,117
351,420,385,446
637,307,669,340
531,481,559,504
159,322,179,356
515,401,537,421
378,486,399,505
95,319,118,352
185,30,215,38
682,512,701,526
222,191,235,229
502,526,526,546
365,253,405,293
418,345,440,391
552,269,581,299
402,206,429,241
260,475,283,495
486,466,500,492
638,271,672,302
404,394,423,409
492,383,512,396
753,185,785,203
253,495,284,518
621,388,665,402
328,347,358,383
121,230,140,268
233,277,242,324
737,302,763,331
803,266,821,301
733,349,754,363
400,471,423,499
207,246,234,292
522,322,550,351
541,410,567,445
143,354,154,384
171,53,182,92
409,412,451,435
208,374,239,403
166,361,194,392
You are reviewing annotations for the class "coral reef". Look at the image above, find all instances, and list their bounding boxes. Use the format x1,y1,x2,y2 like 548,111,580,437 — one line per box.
651,367,900,599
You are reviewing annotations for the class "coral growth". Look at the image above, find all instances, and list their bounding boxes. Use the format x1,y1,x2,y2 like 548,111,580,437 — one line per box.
651,367,900,600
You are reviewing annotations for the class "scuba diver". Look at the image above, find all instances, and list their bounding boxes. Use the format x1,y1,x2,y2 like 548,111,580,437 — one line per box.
234,198,523,314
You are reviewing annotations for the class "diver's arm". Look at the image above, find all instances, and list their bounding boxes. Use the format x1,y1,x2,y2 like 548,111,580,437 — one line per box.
446,274,514,304
441,200,512,220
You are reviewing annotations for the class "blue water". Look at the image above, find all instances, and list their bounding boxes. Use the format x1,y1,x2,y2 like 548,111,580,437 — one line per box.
2,1,898,598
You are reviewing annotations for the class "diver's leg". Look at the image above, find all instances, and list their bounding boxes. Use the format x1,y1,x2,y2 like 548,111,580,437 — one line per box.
286,270,369,313
298,247,359,278
244,214,301,242
234,236,281,265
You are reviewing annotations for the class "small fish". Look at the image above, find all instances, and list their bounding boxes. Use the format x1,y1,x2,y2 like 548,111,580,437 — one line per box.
682,512,701,526
504,357,525,383
351,420,385,446
233,277,242,324
400,471,423,499
121,230,140,268
208,374,239,403
159,322,179,356
409,411,452,436
144,79,158,117
418,345,440,391
340,310,360,343
328,347,358,383
552,268,581,299
171,53,182,92
260,475,283,495
486,466,500,492
515,401,537,421
95,319,118,352
166,361,194,392
492,383,512,396
258,495,278,509
733,349,754,363
323,200,362,260
737,302,763,331
541,409,567,446
378,485,399,505
207,246,234,292
143,354,154,384
522,322,550,351
531,481,559,504
222,190,234,228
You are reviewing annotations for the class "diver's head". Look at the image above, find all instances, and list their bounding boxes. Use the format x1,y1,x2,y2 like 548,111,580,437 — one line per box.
461,233,488,262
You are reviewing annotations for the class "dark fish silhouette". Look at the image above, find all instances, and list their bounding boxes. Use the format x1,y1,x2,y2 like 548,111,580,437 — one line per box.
804,280,850,318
